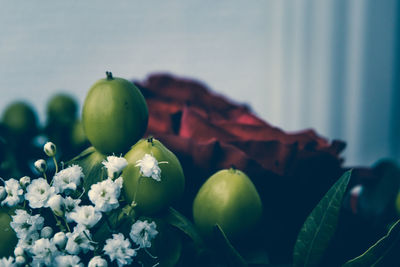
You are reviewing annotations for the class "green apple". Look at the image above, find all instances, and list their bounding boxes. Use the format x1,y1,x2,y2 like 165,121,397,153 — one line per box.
2,101,38,140
82,72,148,154
192,168,262,240
122,138,185,215
0,210,17,257
46,93,78,127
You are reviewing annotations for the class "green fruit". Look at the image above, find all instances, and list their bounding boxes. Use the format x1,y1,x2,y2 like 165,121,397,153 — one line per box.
123,138,185,215
193,168,262,240
2,101,38,139
0,210,17,257
82,72,148,154
71,120,88,148
46,94,78,127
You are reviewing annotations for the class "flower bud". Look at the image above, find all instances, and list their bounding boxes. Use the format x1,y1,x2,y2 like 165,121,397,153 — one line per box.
15,255,25,265
53,232,67,248
41,226,53,238
0,186,5,200
19,176,30,187
88,256,108,267
44,142,57,157
34,159,47,173
48,194,64,217
14,246,24,257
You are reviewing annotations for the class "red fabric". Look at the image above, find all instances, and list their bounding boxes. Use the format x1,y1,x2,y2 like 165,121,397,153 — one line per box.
134,73,348,261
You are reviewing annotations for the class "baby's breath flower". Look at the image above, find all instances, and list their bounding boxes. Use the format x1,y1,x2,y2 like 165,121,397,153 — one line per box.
88,177,123,212
41,226,53,239
88,256,108,267
0,257,15,267
103,233,136,267
65,225,95,255
48,194,64,217
19,176,30,187
34,159,47,173
0,186,6,200
135,154,166,182
55,255,83,267
14,247,24,257
53,164,84,194
44,142,57,157
102,156,128,179
129,220,158,249
64,196,81,223
10,209,44,240
25,178,55,209
16,232,39,252
69,205,102,229
53,232,67,248
31,238,59,266
15,255,25,265
1,179,23,207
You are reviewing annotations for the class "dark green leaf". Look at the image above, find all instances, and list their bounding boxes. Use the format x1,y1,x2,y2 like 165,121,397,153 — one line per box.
164,207,204,248
68,146,107,192
343,219,400,267
213,224,247,267
293,170,352,267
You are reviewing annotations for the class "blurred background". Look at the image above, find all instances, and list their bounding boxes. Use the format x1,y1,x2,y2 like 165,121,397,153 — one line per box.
0,0,399,167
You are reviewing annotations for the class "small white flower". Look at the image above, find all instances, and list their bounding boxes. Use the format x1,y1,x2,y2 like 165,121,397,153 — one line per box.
31,238,59,266
16,232,39,251
15,255,25,265
10,209,44,240
19,176,30,187
48,194,65,217
52,165,84,194
0,257,15,267
34,159,47,173
129,220,158,248
102,156,128,179
25,178,55,209
14,247,24,257
65,225,94,255
69,205,102,229
64,196,81,223
1,179,24,207
135,154,166,181
103,233,136,267
41,226,53,239
88,177,123,212
44,142,57,157
55,255,83,267
0,186,6,200
53,232,67,248
88,256,108,267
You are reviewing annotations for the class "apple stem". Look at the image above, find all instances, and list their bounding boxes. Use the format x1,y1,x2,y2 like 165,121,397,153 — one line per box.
106,71,113,80
147,136,154,144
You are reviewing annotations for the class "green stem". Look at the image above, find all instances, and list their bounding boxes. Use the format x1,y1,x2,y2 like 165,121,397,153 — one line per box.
106,71,113,80
53,156,58,174
132,176,142,205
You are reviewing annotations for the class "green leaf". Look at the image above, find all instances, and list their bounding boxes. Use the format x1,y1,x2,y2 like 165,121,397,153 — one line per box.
213,224,247,267
68,146,107,192
293,170,352,267
163,207,204,248
343,219,400,267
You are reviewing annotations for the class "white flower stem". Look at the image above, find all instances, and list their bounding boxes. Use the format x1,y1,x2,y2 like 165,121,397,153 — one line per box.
43,171,48,182
62,216,71,232
144,248,158,259
132,176,142,205
53,156,58,174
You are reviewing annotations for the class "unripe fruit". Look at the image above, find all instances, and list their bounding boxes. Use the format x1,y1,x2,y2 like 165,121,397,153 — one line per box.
82,72,148,154
122,138,185,215
0,210,18,257
46,94,78,127
193,168,262,240
2,102,38,140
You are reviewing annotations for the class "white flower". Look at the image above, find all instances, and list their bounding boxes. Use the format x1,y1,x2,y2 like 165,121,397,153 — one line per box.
129,220,158,248
53,232,67,248
0,257,15,267
103,233,136,267
102,156,128,178
1,179,24,207
31,238,59,267
0,186,6,200
15,255,25,265
55,255,83,267
65,225,94,255
64,196,81,222
88,256,108,267
14,247,24,257
16,232,39,251
88,177,123,212
34,159,47,173
41,226,53,239
52,165,84,194
69,205,102,228
19,176,30,187
48,194,65,217
44,142,56,157
25,178,55,209
135,154,166,181
10,209,44,240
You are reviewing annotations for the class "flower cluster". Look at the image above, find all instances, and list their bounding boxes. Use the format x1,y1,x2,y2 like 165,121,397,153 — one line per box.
0,142,159,267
